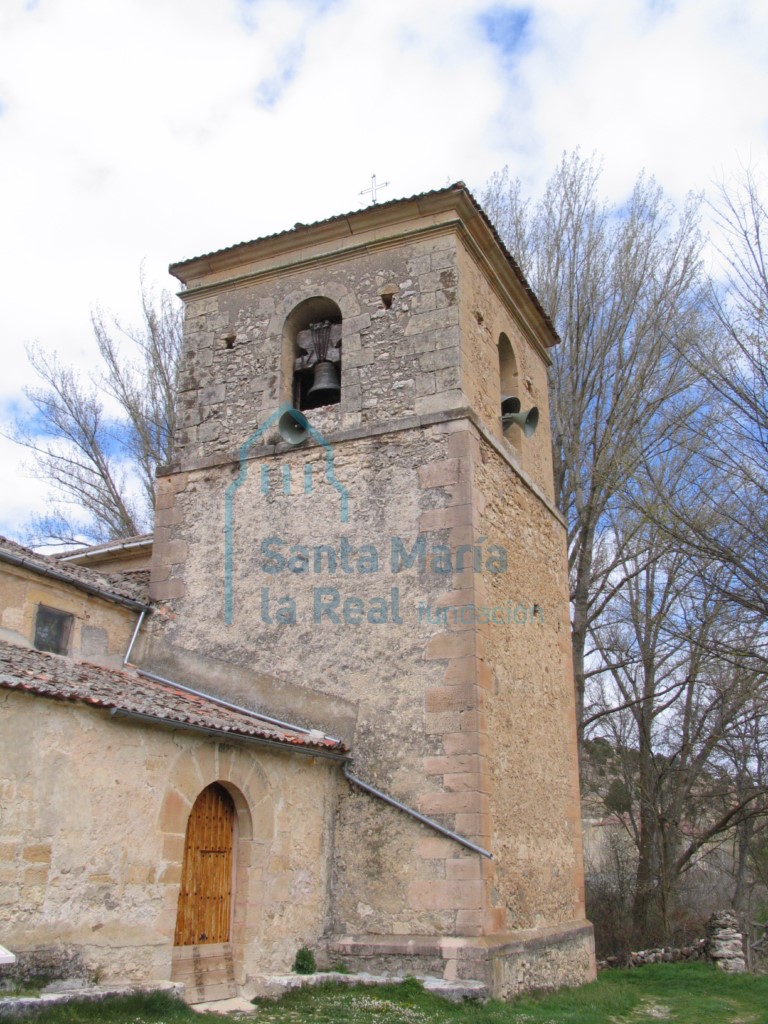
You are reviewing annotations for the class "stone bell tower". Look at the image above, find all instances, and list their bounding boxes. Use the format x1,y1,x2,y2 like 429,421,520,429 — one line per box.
147,184,594,995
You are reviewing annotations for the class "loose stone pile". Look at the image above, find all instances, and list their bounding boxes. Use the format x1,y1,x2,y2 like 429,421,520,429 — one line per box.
599,941,706,970
598,909,746,973
706,910,745,973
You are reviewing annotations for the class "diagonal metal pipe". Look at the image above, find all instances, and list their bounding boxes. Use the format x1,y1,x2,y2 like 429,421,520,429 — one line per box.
343,762,492,859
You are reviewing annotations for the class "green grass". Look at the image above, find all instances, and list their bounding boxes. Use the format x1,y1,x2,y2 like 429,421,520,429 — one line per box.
9,963,768,1023
0,989,197,1023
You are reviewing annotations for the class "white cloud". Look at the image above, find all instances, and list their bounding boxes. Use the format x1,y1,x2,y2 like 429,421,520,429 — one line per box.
510,0,768,201
0,0,766,539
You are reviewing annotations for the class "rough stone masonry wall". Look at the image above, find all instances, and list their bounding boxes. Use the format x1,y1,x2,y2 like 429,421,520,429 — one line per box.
149,424,586,950
0,566,137,669
454,240,554,501
149,229,506,939
475,437,586,932
0,691,339,985
149,420,494,938
454,229,586,934
706,910,746,972
598,911,745,972
148,215,590,976
171,230,466,467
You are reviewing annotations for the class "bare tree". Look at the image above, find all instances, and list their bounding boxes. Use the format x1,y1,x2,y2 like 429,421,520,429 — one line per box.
482,153,707,736
588,497,768,943
10,278,181,546
484,157,768,949
655,165,768,629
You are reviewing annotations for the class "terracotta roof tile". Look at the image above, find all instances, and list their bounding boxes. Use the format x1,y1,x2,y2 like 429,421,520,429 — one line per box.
0,536,150,608
170,182,471,269
0,639,348,755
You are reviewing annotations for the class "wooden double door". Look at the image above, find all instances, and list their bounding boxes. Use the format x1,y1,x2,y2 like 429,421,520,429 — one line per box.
174,783,235,946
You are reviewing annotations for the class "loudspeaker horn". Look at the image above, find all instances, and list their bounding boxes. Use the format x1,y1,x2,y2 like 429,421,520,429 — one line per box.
501,395,539,438
278,408,310,445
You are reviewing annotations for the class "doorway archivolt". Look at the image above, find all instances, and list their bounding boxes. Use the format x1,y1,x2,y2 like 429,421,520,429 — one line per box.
158,744,275,950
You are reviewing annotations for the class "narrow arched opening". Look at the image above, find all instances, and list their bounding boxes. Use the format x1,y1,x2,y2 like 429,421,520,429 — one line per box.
282,297,343,411
498,333,521,446
498,333,518,407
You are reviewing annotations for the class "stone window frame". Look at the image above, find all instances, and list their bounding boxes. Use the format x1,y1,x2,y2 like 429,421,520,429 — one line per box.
34,604,74,655
281,297,343,412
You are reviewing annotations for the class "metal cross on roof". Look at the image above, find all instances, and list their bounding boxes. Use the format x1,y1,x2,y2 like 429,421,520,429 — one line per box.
359,174,390,205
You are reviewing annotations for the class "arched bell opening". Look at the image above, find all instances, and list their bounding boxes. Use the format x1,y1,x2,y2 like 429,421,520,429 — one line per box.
498,332,539,442
498,332,520,448
283,297,343,412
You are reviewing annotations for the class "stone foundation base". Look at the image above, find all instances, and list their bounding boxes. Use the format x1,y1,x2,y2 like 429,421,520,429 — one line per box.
0,981,184,1020
245,971,488,1003
327,919,596,1000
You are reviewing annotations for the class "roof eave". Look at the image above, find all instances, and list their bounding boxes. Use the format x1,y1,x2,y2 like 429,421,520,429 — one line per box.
169,183,560,350
108,707,350,761
0,548,152,613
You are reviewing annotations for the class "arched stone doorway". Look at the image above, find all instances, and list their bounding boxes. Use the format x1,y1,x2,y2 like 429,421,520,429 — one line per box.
174,783,235,946
160,747,273,1001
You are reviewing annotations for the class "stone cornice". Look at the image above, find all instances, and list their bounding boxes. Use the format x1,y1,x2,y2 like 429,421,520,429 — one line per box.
157,406,566,529
169,185,560,358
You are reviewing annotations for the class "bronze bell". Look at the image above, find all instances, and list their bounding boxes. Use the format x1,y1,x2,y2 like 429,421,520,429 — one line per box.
308,360,340,399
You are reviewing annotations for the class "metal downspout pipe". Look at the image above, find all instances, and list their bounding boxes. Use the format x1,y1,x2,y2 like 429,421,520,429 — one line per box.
122,611,343,744
134,665,344,745
343,762,492,859
122,611,490,857
123,609,146,667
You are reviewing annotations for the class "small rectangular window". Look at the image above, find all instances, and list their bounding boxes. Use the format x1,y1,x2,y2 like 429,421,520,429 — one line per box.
34,605,73,655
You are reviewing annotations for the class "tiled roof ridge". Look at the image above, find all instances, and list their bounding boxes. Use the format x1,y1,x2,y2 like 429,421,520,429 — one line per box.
0,535,150,609
170,181,469,269
169,181,559,345
0,638,347,755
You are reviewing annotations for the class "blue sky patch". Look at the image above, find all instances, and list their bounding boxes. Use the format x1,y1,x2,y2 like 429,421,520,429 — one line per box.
242,0,339,109
8,395,136,462
254,59,299,110
477,5,532,57
644,0,676,15
238,0,340,34
1,396,36,425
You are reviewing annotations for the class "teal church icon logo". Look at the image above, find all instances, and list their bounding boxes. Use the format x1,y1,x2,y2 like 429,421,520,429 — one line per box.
224,405,348,625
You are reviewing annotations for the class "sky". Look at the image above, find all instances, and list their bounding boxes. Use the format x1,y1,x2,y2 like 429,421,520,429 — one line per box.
0,0,766,542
